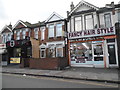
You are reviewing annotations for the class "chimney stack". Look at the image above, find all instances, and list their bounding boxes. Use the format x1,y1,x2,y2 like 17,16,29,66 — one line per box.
70,2,74,11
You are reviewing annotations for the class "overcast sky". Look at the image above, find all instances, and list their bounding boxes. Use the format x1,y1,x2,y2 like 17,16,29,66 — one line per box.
0,0,119,31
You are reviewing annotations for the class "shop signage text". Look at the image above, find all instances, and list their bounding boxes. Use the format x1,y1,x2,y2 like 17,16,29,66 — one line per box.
10,57,20,64
68,27,115,39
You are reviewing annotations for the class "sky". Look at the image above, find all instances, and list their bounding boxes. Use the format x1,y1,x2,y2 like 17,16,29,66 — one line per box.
0,0,119,31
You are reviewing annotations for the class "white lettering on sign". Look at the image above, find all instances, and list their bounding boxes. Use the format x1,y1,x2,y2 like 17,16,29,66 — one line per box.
68,27,115,39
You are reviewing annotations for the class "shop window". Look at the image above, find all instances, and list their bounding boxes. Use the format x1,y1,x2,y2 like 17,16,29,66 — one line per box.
14,48,21,57
107,39,115,43
104,14,112,28
70,42,92,63
56,23,62,37
56,47,63,57
93,44,103,55
48,25,54,38
27,47,32,57
85,14,94,30
40,48,46,58
75,16,82,31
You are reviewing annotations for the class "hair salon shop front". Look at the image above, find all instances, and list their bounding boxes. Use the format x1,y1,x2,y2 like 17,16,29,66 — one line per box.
68,26,118,68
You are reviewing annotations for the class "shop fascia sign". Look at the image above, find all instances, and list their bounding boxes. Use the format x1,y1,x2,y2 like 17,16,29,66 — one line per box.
68,27,115,39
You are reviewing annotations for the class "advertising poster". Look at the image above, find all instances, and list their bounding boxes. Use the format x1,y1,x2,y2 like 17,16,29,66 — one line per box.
10,57,21,64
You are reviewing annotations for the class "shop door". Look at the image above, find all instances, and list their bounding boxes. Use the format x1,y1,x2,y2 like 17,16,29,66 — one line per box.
108,44,117,67
92,42,104,68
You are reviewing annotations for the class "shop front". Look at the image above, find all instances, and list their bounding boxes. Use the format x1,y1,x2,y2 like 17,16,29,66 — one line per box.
6,38,32,65
68,27,118,68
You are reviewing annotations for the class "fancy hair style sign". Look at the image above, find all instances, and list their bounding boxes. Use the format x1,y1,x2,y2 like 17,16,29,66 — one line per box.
68,27,115,39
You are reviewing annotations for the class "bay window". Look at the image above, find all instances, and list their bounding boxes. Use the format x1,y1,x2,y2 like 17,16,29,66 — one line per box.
7,33,11,41
85,14,94,30
118,12,120,23
48,25,54,38
56,23,62,37
41,29,45,40
16,31,20,40
56,47,63,57
104,14,112,28
48,44,55,58
22,30,26,39
34,28,39,39
75,16,82,31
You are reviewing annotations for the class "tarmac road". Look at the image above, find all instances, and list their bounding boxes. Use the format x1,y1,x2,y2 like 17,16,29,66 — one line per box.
2,73,119,88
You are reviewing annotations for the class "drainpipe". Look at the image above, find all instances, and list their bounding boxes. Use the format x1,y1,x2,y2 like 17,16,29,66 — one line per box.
115,22,120,68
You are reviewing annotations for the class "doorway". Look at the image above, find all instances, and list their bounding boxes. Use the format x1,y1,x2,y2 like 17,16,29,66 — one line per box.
107,43,118,67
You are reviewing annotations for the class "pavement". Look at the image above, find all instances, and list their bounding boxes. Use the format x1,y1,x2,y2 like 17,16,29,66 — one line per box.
1,65,120,84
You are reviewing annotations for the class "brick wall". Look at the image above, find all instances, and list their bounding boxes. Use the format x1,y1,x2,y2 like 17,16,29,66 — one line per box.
30,37,40,58
29,57,68,70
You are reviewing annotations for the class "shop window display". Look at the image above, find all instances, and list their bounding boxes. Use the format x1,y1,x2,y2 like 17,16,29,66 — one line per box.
70,42,92,63
14,48,21,57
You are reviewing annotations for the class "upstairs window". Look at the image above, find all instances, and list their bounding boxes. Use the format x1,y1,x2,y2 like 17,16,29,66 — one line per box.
85,14,94,30
16,31,20,40
34,28,39,39
7,33,11,41
104,14,112,28
2,34,6,43
56,23,62,37
75,16,82,31
118,12,120,23
48,25,54,38
41,28,45,40
22,30,26,39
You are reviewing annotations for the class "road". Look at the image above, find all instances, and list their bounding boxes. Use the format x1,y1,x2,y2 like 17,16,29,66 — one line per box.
2,73,119,88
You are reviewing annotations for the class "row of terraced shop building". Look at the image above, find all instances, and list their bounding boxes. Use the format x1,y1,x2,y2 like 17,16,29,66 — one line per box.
0,0,120,69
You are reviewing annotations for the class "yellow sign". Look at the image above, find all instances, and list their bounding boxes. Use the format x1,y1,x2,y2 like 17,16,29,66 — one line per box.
10,57,20,64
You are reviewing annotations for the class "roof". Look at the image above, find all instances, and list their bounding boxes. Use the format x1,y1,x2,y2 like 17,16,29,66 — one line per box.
68,0,99,16
0,25,12,34
45,12,64,23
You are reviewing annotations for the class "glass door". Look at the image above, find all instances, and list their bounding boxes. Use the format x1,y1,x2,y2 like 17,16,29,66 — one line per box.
107,43,117,67
92,41,104,68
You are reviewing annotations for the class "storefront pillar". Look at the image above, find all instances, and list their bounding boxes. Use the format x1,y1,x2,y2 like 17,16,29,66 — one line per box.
67,40,71,66
115,22,120,68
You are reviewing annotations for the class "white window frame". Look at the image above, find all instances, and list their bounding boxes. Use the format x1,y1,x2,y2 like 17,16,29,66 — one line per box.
75,16,82,31
104,13,112,28
40,48,46,58
2,34,6,43
7,33,11,41
16,31,20,40
48,24,54,38
41,28,45,40
56,47,63,57
34,28,39,39
118,12,120,23
22,30,26,39
85,14,94,30
56,23,62,37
